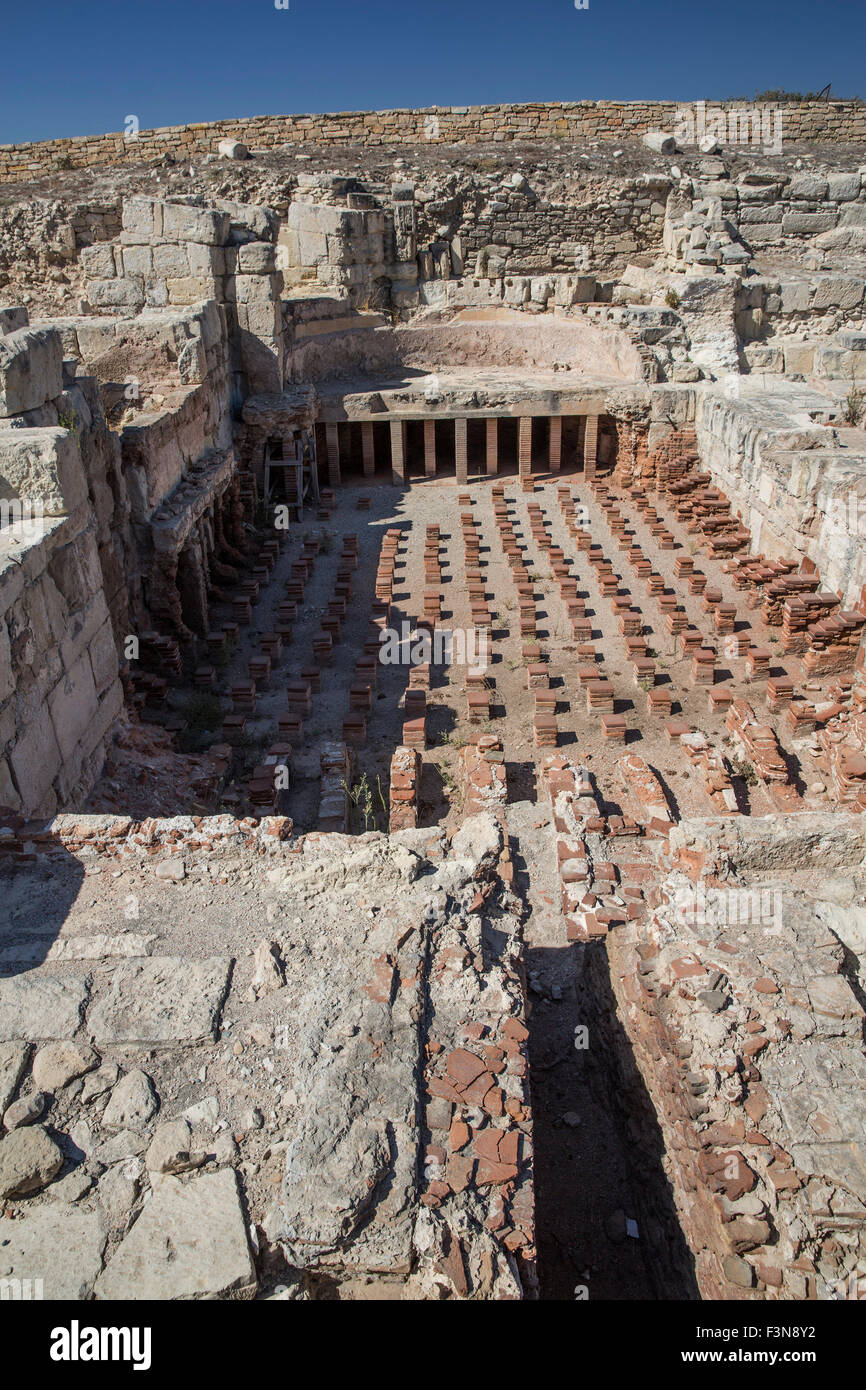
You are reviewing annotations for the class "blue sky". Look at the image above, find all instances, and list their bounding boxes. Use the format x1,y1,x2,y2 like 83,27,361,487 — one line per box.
1,0,863,145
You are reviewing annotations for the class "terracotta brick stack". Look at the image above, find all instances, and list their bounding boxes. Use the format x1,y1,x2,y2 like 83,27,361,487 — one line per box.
680,730,740,815
803,609,866,675
458,734,508,817
389,745,422,830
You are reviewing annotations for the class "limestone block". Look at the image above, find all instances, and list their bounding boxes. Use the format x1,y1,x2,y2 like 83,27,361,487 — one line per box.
742,223,784,244
0,974,90,1042
152,243,190,278
143,278,168,308
813,343,866,379
298,228,329,264
219,200,279,244
738,204,784,223
86,278,146,311
176,337,207,384
79,244,116,279
788,174,829,200
277,226,300,267
744,344,783,372
839,204,866,227
240,335,283,394
782,341,815,375
326,234,355,268
87,617,119,696
235,272,282,306
95,1168,256,1300
165,276,215,306
161,202,230,246
74,319,119,359
185,242,225,277
47,649,98,763
194,300,225,353
0,327,63,417
781,212,836,235
812,276,864,311
0,1205,105,1300
121,196,163,244
50,530,104,610
88,956,232,1046
236,242,276,274
827,172,862,202
217,138,249,160
0,428,87,516
737,183,782,202
0,306,28,336
780,281,812,314
235,300,281,339
121,245,153,279
643,130,676,154
0,1043,29,1115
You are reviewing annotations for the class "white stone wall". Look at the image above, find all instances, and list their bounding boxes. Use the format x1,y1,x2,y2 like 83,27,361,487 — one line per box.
0,325,125,815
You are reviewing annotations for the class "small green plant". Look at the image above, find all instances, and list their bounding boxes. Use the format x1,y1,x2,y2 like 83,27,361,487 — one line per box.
664,288,681,310
843,375,865,427
343,771,387,833
438,764,456,792
732,756,758,787
57,406,81,450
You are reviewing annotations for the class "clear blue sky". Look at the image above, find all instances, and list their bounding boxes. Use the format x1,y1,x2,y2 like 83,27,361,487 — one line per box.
1,0,863,145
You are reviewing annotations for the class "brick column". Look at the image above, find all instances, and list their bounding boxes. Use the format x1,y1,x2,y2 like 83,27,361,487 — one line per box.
583,414,599,480
390,419,407,485
549,416,562,474
455,417,468,485
486,418,498,475
361,422,375,478
424,419,437,477
325,422,341,487
518,417,533,478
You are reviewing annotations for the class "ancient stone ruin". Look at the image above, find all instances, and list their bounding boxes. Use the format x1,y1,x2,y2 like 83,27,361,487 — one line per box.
0,101,865,1302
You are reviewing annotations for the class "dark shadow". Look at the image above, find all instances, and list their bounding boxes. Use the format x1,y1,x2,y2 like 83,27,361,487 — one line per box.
0,832,86,977
506,760,538,804
417,761,450,827
527,940,701,1300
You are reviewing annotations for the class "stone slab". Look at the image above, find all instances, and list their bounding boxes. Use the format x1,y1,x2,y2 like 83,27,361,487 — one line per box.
87,956,232,1046
0,1204,105,1300
94,1168,256,1300
0,975,89,1042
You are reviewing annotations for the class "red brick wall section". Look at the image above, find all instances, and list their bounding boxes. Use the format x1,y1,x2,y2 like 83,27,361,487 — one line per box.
389,744,421,830
614,424,700,490
458,735,508,819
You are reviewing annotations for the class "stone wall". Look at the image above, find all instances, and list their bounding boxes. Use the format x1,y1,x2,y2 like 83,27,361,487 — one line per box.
598,812,866,1300
694,387,866,608
0,325,125,816
2,101,865,183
